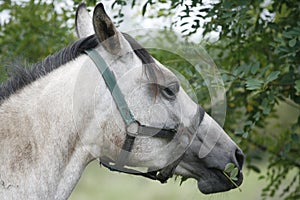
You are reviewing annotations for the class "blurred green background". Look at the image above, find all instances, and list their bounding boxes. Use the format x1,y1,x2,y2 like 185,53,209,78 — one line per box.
70,160,263,200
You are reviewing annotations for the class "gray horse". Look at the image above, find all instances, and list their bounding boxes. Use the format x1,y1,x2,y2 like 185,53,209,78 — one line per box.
0,3,243,200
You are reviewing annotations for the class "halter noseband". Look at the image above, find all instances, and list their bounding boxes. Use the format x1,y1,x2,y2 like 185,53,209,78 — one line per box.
85,49,203,183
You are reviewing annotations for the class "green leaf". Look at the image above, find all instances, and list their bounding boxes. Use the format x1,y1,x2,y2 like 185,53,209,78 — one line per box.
234,130,244,135
223,163,241,191
224,163,235,173
274,36,283,43
230,168,239,179
131,0,136,8
142,2,149,16
289,38,297,47
246,78,264,90
180,22,189,26
247,164,261,173
263,107,271,115
251,62,260,75
231,177,238,181
291,133,299,142
242,131,249,138
244,120,253,126
266,71,280,84
283,31,293,39
284,143,291,154
259,65,271,76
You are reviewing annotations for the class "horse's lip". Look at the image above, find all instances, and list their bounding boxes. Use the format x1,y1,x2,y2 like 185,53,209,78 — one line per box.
212,167,243,186
197,168,243,194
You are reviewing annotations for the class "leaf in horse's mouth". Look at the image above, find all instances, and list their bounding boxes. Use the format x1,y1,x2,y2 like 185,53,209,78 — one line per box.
223,163,242,192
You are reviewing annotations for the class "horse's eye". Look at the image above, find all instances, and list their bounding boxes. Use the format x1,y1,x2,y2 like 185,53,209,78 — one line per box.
164,88,174,96
161,83,179,100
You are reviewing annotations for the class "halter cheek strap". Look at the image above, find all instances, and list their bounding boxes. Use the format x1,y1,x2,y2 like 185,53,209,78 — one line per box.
85,49,178,182
85,49,135,125
85,49,136,167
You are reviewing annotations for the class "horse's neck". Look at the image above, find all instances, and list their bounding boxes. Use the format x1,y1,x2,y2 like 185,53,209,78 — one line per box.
0,55,98,200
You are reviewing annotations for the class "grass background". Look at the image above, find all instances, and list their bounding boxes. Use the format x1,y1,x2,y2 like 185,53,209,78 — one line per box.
69,161,264,200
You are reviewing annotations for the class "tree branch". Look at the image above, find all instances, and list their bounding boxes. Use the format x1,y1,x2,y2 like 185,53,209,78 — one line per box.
279,95,300,110
223,71,295,87
238,135,300,169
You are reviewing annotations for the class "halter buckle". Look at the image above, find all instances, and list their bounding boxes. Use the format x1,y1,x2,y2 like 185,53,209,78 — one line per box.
126,121,140,137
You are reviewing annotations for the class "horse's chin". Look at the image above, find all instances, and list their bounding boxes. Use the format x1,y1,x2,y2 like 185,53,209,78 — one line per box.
196,169,243,194
197,179,231,194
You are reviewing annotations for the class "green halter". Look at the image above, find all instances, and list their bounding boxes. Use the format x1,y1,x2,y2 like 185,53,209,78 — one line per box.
85,49,178,139
85,49,135,126
84,49,196,184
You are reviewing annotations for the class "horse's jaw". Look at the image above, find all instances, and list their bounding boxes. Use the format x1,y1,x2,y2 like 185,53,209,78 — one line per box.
175,112,244,194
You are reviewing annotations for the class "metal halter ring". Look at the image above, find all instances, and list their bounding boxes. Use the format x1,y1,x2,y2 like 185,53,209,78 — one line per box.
126,121,140,137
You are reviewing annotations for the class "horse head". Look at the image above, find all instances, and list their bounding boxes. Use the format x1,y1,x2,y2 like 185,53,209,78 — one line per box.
75,3,244,194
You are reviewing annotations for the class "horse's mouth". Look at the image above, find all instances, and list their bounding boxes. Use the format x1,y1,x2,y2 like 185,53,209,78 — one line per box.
197,168,243,194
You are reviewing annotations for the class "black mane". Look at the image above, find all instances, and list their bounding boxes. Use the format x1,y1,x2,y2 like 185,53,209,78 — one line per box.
0,33,155,104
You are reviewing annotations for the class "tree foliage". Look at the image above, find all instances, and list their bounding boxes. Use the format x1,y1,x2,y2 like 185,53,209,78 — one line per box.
0,0,75,81
137,1,300,199
0,0,299,199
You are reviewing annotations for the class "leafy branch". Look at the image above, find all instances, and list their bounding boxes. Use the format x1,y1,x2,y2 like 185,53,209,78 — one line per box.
236,134,300,169
223,163,242,192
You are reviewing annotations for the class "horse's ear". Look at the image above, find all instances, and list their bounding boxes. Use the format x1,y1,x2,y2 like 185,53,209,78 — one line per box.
75,3,94,38
92,3,121,55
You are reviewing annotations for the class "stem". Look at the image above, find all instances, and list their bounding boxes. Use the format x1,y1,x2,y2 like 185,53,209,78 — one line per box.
222,172,242,192
280,95,300,109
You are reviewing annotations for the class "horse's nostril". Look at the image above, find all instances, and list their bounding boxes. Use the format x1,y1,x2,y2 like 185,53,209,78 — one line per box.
235,148,244,169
